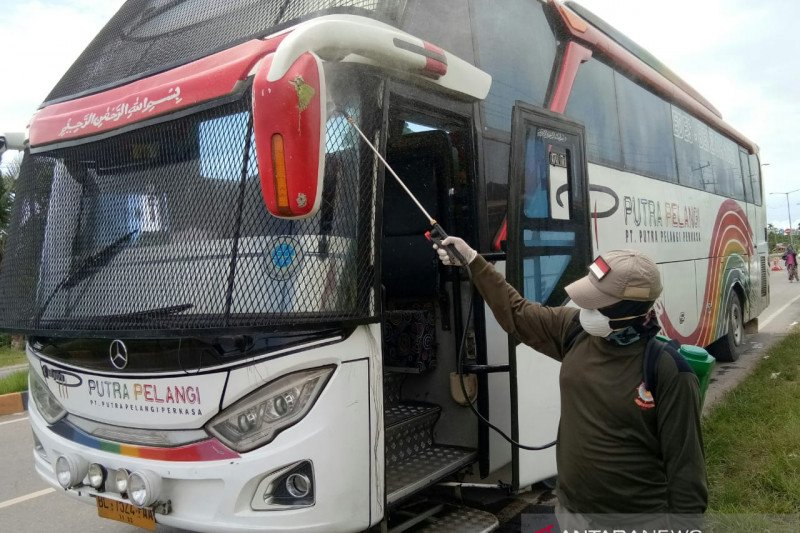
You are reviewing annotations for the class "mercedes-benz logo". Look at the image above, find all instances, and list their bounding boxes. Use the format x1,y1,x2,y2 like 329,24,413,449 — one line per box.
109,340,129,370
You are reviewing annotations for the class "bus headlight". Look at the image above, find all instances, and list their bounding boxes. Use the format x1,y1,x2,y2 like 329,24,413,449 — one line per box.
128,470,162,507
87,463,107,490
55,455,88,488
114,468,130,494
206,366,335,452
29,368,66,424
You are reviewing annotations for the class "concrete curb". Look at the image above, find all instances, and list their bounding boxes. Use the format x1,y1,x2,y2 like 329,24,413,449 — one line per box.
0,390,28,416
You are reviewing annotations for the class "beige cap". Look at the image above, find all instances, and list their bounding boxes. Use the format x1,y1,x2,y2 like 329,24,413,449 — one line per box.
565,250,662,309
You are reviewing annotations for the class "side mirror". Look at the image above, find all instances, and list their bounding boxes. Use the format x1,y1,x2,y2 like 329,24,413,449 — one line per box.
1,131,26,153
252,52,326,219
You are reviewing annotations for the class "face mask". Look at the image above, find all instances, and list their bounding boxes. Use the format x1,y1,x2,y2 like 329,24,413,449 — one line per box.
579,308,613,338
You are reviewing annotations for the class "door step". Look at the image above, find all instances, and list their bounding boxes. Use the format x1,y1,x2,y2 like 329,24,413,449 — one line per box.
388,503,498,533
384,374,477,507
387,445,477,505
385,403,440,466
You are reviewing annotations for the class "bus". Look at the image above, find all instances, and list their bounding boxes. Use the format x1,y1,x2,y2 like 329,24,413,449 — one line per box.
0,1,766,531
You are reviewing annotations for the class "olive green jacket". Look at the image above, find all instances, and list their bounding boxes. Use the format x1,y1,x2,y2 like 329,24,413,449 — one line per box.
469,255,708,514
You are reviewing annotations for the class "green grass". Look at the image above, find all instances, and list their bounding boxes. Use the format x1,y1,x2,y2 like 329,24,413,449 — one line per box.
703,329,800,513
0,370,28,395
0,345,26,368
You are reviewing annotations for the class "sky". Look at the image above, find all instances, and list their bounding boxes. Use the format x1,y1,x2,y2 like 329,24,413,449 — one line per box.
1,0,798,227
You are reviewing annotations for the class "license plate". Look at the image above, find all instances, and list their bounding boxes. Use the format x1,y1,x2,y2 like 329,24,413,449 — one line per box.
96,495,156,530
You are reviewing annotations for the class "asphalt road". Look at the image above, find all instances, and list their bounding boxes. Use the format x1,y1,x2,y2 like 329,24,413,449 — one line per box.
2,268,800,532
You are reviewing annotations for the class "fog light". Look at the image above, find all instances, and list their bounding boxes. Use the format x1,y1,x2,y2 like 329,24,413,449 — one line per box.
128,470,162,507
251,460,315,510
88,463,106,490
285,473,310,498
114,469,130,494
55,455,88,489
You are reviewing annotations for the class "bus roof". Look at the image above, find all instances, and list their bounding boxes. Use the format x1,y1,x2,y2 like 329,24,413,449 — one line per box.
555,1,758,154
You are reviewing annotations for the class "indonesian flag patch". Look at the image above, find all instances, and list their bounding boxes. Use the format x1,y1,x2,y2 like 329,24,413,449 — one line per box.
589,255,611,280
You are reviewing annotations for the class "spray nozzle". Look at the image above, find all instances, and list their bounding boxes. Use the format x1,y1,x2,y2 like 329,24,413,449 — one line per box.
425,223,468,267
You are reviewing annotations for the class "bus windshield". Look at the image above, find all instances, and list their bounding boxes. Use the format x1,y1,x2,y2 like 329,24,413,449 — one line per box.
0,65,379,336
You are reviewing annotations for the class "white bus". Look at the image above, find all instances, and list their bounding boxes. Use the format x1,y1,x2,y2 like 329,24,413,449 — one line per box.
0,1,765,531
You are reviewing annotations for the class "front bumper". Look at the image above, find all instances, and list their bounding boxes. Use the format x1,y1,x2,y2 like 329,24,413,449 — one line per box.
29,358,374,533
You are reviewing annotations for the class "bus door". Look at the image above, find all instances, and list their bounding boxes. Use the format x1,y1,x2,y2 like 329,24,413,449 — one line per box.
505,105,591,490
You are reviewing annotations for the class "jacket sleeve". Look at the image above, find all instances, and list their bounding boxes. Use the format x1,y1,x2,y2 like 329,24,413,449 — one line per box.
656,355,709,513
467,255,575,361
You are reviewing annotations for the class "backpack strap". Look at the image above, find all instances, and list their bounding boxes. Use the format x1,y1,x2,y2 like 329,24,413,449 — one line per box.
563,312,587,354
642,336,682,403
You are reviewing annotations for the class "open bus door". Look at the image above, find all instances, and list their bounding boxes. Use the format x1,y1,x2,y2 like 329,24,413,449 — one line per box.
505,105,592,490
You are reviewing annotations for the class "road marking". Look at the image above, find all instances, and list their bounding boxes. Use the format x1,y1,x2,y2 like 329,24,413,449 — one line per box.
760,292,800,329
0,488,55,510
0,416,29,427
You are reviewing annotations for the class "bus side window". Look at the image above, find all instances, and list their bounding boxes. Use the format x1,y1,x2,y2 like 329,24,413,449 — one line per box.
565,58,623,166
739,149,753,203
748,153,762,205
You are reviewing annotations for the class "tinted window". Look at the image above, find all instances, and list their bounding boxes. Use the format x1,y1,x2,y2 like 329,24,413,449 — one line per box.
473,0,557,131
565,59,622,165
402,0,474,63
748,154,762,205
709,129,741,199
672,106,710,190
615,73,677,181
672,105,742,199
484,139,510,241
739,149,753,203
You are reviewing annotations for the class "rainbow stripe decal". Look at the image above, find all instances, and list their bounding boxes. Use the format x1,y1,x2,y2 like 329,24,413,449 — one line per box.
657,199,754,346
51,420,240,461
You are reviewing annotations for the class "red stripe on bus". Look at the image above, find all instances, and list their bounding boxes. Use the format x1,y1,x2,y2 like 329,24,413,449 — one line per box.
423,42,448,78
29,35,287,147
549,41,593,114
492,220,508,252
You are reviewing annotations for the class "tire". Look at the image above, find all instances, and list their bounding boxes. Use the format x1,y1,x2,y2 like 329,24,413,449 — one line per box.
708,292,744,362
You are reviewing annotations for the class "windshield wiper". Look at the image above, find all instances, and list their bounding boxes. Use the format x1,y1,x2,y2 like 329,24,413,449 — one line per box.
101,303,194,323
36,229,140,323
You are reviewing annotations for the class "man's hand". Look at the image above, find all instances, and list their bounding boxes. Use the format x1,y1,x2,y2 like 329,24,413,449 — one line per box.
433,236,477,266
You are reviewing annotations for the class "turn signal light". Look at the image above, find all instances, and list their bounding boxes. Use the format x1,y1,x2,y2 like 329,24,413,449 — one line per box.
271,134,290,214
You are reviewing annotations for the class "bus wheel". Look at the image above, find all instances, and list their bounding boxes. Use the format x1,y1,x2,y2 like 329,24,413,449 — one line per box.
709,292,744,362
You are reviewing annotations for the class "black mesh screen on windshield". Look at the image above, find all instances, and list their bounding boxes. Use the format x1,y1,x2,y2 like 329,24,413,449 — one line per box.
0,89,378,336
46,0,400,104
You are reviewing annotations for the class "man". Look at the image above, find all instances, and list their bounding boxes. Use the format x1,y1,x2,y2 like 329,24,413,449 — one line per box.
784,244,798,282
433,236,707,525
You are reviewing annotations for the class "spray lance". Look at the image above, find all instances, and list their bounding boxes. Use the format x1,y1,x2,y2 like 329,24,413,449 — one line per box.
342,115,466,266
343,113,555,451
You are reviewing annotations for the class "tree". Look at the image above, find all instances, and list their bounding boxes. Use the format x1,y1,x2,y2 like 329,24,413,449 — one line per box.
0,149,22,263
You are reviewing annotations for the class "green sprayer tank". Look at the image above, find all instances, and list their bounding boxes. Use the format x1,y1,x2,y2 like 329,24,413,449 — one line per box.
657,336,716,406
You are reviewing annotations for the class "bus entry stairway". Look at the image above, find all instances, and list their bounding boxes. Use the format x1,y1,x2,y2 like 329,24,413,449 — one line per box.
382,373,498,532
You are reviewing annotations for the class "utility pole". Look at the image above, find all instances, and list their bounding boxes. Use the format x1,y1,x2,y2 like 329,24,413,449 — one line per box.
771,189,800,246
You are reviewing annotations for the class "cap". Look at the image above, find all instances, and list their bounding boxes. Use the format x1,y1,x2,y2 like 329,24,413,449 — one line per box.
565,250,662,309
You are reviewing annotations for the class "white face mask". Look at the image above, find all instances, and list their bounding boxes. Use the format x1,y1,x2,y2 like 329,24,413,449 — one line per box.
579,308,614,338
